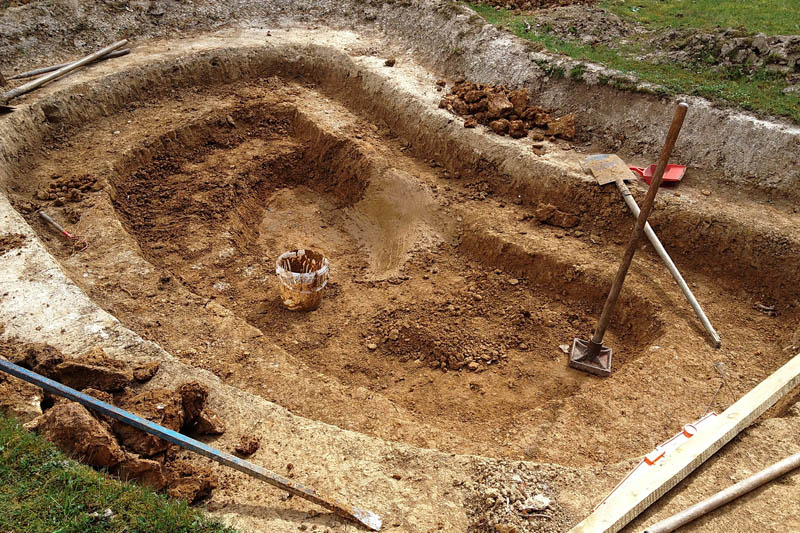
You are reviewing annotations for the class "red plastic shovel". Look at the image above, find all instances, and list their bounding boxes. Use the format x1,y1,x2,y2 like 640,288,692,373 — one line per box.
630,164,686,185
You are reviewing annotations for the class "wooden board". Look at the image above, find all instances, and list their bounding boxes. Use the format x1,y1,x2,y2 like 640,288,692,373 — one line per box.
569,351,800,533
585,154,637,185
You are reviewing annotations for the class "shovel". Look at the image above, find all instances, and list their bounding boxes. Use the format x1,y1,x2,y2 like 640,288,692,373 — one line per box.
586,154,720,348
570,103,691,377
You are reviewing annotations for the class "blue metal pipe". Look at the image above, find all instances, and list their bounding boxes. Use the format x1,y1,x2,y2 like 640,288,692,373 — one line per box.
0,357,381,531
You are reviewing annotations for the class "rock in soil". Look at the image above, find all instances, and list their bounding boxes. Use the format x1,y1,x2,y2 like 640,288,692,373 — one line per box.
117,453,167,491
178,381,209,427
234,434,260,456
133,361,160,382
114,389,185,456
534,203,580,228
194,408,226,435
38,401,125,469
166,460,218,503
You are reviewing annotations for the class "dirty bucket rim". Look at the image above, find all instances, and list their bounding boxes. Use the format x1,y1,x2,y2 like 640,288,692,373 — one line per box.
275,249,330,293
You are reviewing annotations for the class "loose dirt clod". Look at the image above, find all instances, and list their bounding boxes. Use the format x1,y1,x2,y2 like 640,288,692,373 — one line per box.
534,203,580,229
37,401,125,469
117,452,168,491
178,381,209,428
195,408,227,435
114,389,185,456
54,346,133,392
234,434,260,456
0,371,42,423
133,361,160,382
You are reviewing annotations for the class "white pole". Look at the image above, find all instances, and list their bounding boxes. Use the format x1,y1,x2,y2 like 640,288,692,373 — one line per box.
644,451,800,533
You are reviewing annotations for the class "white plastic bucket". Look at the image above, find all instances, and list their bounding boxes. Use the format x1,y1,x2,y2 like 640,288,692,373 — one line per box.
275,249,329,311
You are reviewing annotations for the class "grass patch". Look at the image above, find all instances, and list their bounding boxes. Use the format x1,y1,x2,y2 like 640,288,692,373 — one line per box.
599,0,800,36
467,3,800,123
0,415,235,533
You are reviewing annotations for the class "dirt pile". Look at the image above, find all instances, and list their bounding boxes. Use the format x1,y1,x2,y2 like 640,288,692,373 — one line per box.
525,5,635,46
0,340,225,503
480,0,595,11
439,81,575,143
659,29,800,76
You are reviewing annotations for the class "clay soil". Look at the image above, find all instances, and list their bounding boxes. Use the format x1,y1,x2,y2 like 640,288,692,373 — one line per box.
8,71,799,481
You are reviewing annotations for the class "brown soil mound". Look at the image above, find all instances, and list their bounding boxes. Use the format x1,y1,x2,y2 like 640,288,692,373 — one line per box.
178,381,209,427
54,346,133,392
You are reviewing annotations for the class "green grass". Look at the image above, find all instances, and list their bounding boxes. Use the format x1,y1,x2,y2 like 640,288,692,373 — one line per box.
467,3,800,123
599,0,800,36
0,415,235,533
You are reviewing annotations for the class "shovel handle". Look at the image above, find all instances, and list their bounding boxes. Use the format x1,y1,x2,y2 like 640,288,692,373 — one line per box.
591,103,688,344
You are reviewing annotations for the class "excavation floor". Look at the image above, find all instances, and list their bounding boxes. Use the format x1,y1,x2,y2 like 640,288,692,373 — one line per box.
10,76,799,470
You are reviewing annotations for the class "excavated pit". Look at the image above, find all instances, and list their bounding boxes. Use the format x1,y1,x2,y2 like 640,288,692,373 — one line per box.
3,42,800,476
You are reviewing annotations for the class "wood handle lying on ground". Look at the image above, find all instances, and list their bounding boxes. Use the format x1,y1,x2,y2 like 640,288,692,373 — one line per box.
1,40,128,104
10,49,131,80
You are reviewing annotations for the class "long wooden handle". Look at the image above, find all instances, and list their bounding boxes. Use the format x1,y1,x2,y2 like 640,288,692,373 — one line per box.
1,40,128,104
10,49,131,80
591,103,689,344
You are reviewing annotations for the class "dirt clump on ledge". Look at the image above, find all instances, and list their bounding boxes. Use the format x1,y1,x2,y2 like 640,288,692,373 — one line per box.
0,233,26,257
439,81,575,142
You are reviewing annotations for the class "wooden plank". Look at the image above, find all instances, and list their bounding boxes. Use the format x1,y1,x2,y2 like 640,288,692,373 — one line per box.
569,351,800,533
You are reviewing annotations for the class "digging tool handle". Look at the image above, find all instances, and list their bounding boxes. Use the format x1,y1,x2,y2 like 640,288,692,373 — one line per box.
591,103,688,345
9,49,131,81
1,40,128,104
616,180,721,347
643,451,800,533
0,358,382,531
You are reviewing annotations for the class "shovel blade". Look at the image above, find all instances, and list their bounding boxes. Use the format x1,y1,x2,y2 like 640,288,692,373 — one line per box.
585,154,637,186
569,338,613,377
